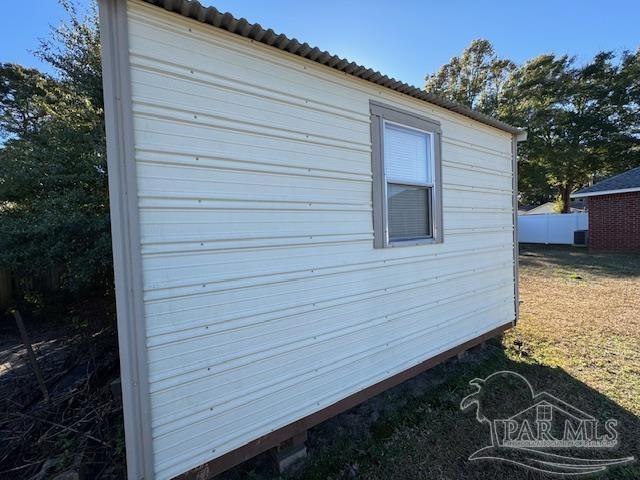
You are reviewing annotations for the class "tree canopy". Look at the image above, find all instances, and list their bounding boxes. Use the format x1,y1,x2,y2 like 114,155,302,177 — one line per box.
0,2,109,295
424,39,516,117
426,40,640,211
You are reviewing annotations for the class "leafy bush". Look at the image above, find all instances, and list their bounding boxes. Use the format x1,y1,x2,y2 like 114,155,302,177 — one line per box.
0,2,111,298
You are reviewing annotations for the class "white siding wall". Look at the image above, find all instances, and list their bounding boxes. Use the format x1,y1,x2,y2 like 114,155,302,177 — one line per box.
126,1,516,477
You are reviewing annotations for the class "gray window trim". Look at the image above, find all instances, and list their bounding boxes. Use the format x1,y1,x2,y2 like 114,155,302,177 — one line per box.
370,101,444,248
98,0,155,478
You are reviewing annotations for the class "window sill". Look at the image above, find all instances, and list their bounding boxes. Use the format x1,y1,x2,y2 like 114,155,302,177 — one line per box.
387,237,439,247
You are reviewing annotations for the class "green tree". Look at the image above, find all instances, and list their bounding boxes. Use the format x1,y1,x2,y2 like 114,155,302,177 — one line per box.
502,52,640,212
605,48,640,173
424,39,515,116
427,39,640,212
0,65,58,138
0,2,109,296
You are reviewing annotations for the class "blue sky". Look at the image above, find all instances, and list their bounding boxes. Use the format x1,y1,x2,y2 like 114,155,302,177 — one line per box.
1,1,639,87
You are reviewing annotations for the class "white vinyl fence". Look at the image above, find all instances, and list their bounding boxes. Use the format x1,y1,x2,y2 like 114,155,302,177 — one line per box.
518,212,588,245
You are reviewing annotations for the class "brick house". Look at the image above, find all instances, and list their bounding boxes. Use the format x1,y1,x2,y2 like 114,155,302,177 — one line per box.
572,166,640,251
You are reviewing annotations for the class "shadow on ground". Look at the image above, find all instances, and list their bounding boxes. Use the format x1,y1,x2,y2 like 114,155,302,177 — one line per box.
519,244,640,279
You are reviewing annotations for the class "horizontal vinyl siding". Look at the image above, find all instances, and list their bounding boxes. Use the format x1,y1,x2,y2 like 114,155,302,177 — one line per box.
126,2,516,478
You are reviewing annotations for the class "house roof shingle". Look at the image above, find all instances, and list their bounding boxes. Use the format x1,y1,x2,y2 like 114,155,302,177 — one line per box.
572,166,640,198
140,0,522,135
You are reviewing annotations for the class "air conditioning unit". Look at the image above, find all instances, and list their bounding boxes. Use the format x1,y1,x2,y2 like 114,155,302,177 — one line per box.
574,230,588,246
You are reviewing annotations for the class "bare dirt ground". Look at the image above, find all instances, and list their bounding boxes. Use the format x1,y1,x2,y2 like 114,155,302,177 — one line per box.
0,297,124,479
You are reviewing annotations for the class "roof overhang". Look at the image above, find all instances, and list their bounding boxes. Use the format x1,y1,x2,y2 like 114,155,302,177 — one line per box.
141,0,523,135
571,186,640,198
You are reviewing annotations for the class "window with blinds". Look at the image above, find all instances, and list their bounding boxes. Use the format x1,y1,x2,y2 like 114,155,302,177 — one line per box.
370,102,443,248
384,122,433,241
387,184,431,241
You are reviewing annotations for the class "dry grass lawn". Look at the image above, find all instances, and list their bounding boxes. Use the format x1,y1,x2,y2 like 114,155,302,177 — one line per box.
515,245,640,416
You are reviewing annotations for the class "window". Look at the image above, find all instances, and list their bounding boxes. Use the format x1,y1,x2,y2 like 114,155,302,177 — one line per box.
537,404,553,422
370,102,443,248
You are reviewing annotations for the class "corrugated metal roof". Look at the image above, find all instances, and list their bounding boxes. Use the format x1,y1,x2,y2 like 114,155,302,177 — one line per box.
140,0,522,135
573,166,640,196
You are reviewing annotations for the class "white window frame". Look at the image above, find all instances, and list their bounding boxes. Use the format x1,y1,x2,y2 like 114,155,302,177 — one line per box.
370,101,443,248
383,119,436,243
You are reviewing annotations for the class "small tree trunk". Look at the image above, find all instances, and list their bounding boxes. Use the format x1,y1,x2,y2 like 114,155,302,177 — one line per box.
14,310,49,403
559,184,572,213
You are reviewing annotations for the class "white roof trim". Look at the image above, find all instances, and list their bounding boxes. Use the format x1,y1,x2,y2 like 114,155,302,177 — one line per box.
572,186,640,198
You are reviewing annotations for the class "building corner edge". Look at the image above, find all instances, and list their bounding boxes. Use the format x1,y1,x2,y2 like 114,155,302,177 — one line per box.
512,130,526,325
98,0,154,478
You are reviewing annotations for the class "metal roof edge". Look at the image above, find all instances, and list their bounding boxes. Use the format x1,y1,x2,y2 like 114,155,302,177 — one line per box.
140,0,523,135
